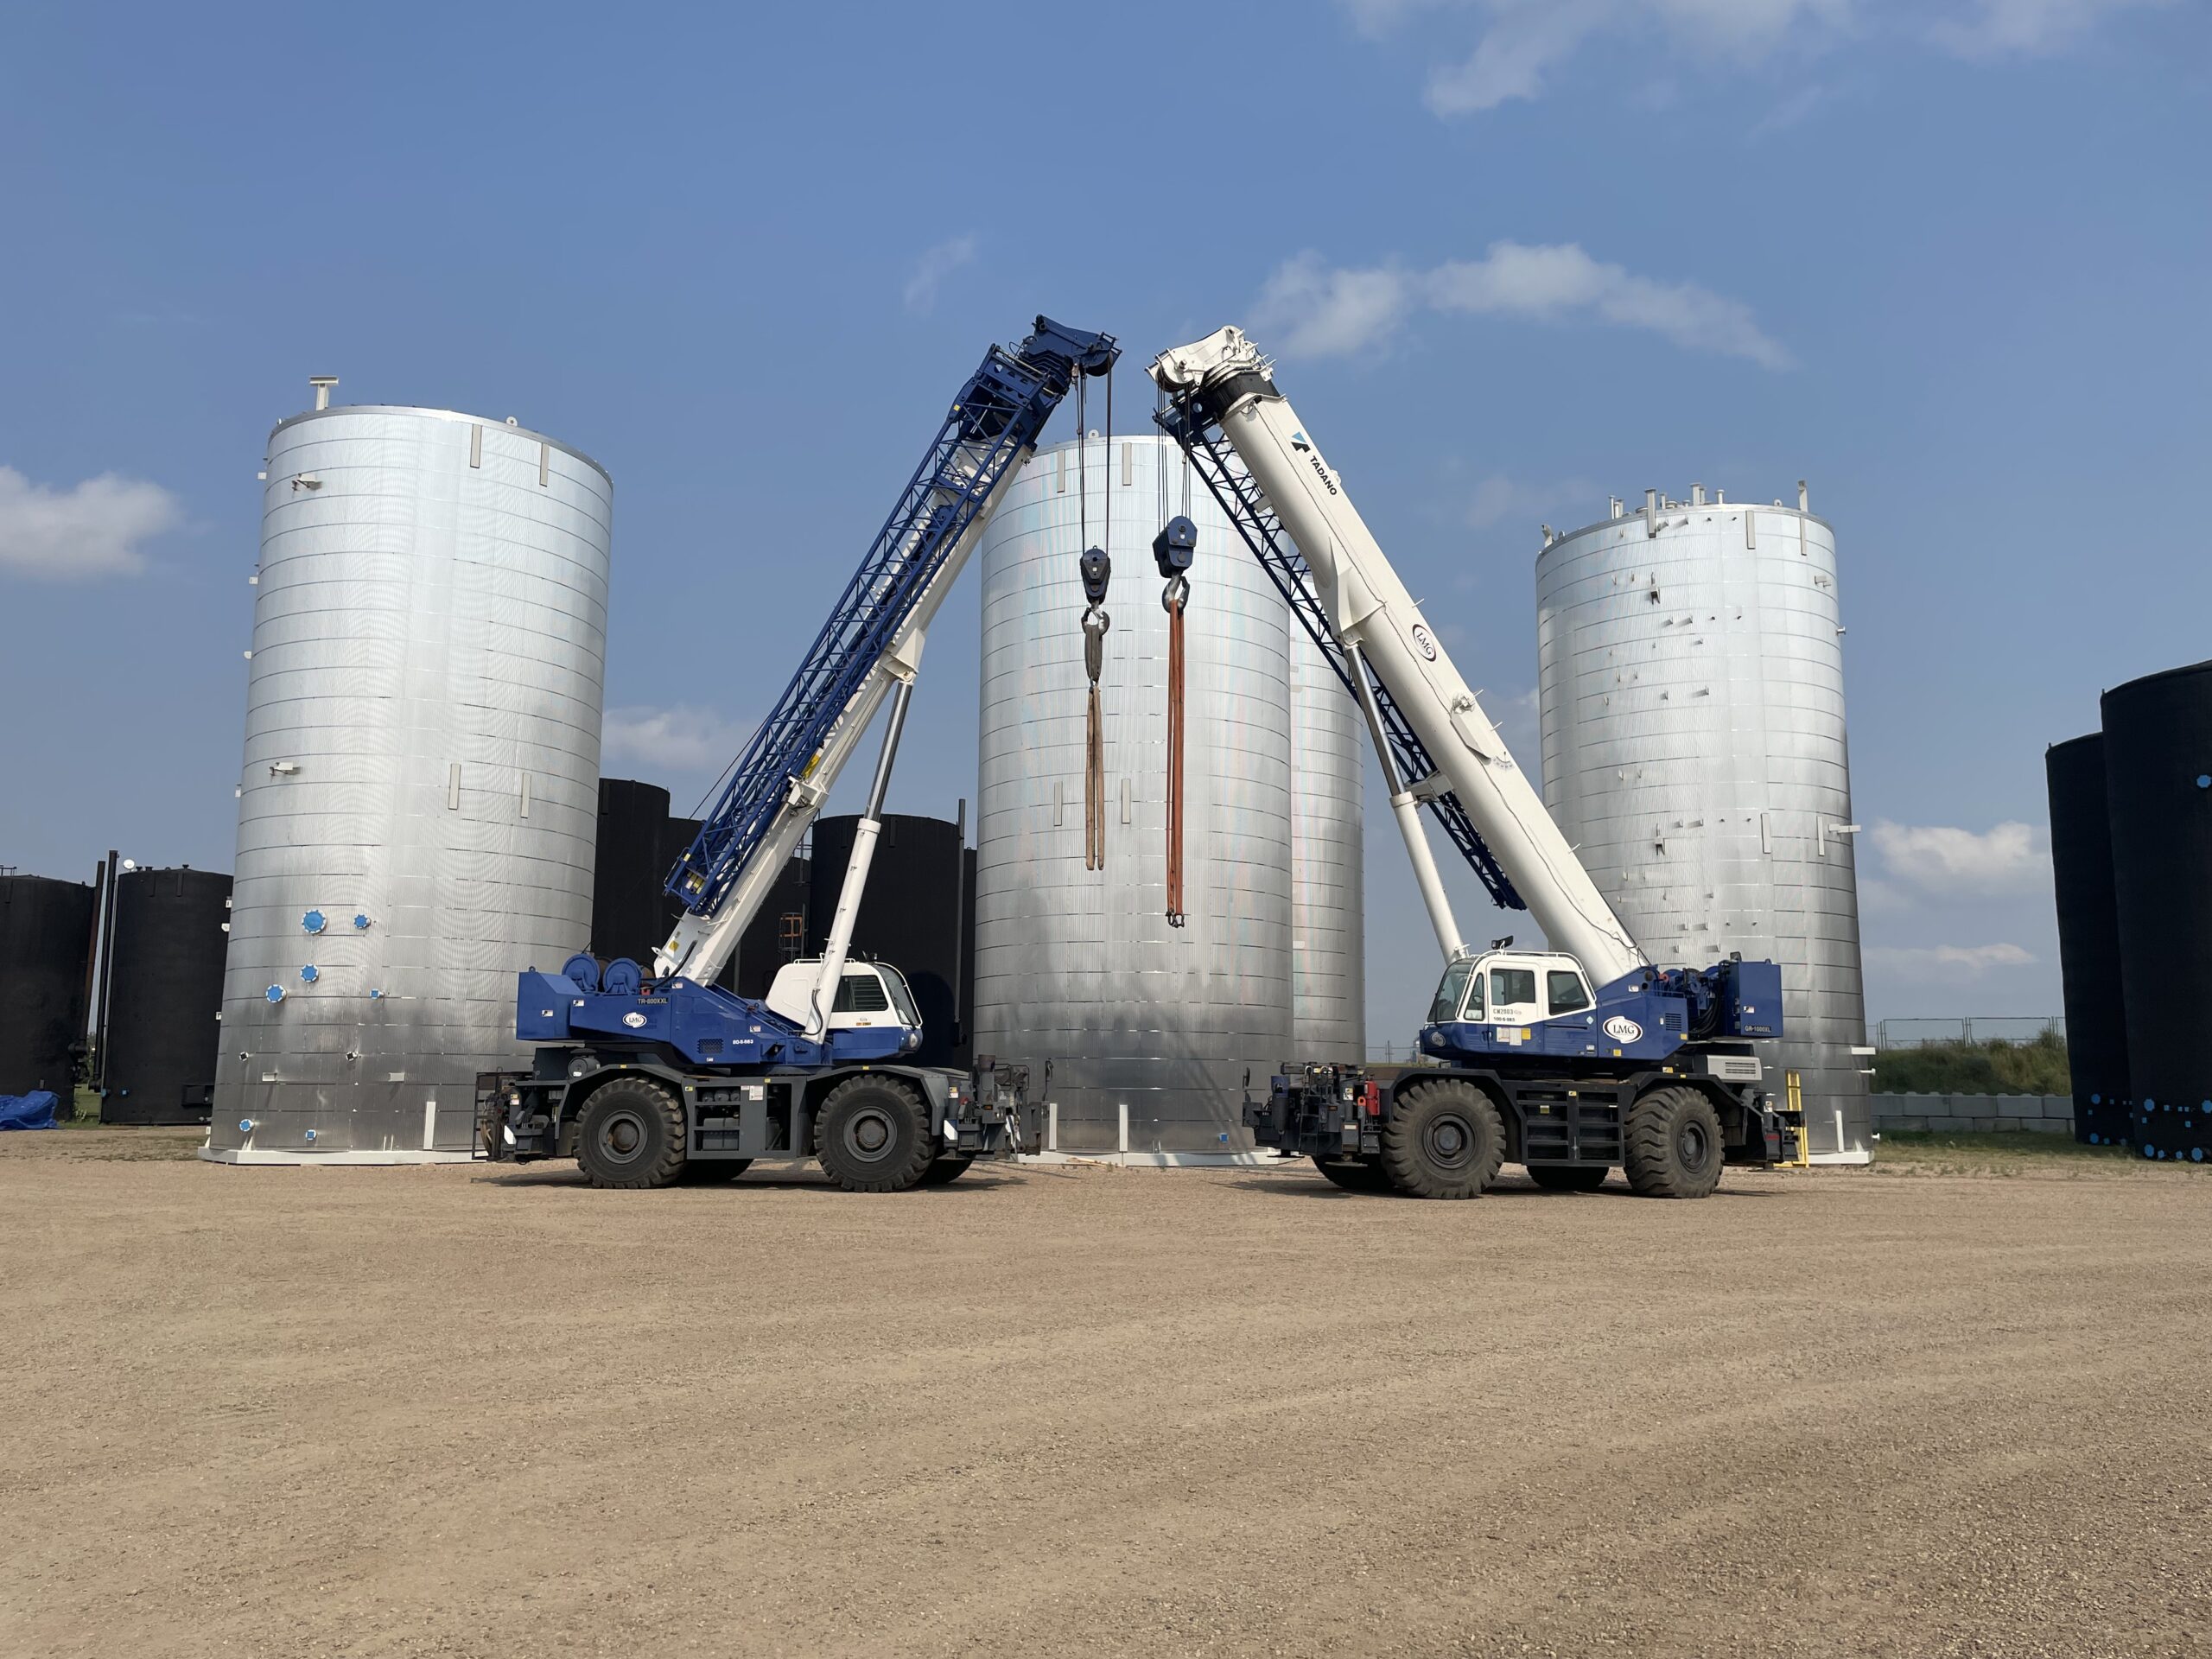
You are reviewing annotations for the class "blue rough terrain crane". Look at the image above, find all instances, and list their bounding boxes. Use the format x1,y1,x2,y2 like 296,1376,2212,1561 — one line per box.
482,318,1118,1192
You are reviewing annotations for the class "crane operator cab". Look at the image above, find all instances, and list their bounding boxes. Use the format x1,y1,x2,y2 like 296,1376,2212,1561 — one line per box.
1421,947,1611,1062
763,958,925,1055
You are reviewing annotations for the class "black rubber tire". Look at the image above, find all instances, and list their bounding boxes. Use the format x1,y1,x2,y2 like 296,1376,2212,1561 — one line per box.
1311,1155,1393,1193
1623,1084,1726,1199
575,1077,687,1190
1381,1079,1505,1199
1528,1163,1611,1193
680,1159,753,1183
918,1156,973,1187
813,1076,934,1193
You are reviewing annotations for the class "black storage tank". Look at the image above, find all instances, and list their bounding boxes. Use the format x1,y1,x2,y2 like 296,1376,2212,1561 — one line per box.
808,813,969,1067
590,779,678,966
732,852,810,1002
2102,661,2212,1164
2045,734,2132,1144
100,867,231,1124
0,873,97,1100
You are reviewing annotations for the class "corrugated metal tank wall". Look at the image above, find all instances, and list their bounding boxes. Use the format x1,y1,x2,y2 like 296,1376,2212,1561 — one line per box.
2101,660,2212,1164
976,433,1361,1154
101,867,231,1124
2044,734,2131,1145
1289,625,1365,1058
209,404,611,1160
1536,488,1870,1162
0,874,97,1098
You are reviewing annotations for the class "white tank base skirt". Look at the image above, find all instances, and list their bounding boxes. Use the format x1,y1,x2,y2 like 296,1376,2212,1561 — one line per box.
198,1145,474,1166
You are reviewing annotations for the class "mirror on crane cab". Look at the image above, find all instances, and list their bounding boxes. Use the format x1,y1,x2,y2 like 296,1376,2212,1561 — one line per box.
1427,950,1595,1029
763,959,924,1041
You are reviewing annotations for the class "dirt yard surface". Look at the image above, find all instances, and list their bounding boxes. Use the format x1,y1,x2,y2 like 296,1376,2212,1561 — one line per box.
4,1133,2207,1658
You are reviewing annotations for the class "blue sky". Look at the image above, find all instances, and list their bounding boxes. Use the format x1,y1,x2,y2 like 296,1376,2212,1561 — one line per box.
2,0,2205,1041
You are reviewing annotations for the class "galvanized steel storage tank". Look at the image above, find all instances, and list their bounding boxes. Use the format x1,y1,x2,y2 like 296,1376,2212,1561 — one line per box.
975,433,1362,1154
1536,486,1869,1162
1289,626,1365,1058
207,398,612,1162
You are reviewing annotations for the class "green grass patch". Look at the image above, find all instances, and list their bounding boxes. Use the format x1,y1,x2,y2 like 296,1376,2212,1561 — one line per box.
1870,1032,2071,1096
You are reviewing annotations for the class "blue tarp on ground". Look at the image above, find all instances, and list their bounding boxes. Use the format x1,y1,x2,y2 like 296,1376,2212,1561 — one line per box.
0,1091,61,1131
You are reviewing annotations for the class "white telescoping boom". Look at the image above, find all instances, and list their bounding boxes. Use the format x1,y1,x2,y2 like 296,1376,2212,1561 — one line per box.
1149,327,1649,989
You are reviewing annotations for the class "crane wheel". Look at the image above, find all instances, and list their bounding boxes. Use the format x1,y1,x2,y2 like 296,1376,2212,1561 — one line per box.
1528,1164,1610,1193
575,1077,687,1190
1624,1085,1725,1198
814,1076,934,1192
918,1157,973,1186
680,1159,752,1183
1381,1079,1504,1199
1311,1156,1393,1193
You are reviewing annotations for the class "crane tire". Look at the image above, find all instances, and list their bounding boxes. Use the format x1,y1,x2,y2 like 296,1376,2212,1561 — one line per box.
1528,1163,1611,1193
1311,1156,1393,1193
1624,1084,1726,1199
814,1076,935,1193
575,1077,687,1190
918,1157,974,1186
1381,1079,1504,1199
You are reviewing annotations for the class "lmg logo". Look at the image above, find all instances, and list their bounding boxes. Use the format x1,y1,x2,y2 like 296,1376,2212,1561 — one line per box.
622,1011,647,1029
1410,624,1439,662
1603,1015,1643,1044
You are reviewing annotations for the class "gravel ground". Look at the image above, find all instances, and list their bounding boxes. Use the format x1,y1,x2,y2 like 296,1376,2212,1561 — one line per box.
3,1131,2206,1658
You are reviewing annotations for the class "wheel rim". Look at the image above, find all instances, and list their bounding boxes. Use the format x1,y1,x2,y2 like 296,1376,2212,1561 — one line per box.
596,1109,648,1166
1677,1117,1712,1172
1423,1111,1477,1172
842,1106,898,1164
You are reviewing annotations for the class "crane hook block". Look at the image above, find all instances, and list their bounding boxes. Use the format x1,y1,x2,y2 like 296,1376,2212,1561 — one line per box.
1153,516,1197,579
1080,545,1111,605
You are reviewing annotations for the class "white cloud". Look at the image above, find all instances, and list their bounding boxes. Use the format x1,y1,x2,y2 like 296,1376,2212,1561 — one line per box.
1253,242,1792,368
1339,0,2157,115
1427,2,1611,113
1869,819,2050,896
1930,0,2173,57
0,466,181,580
1863,941,2037,976
903,234,977,315
602,705,753,774
1253,253,1413,359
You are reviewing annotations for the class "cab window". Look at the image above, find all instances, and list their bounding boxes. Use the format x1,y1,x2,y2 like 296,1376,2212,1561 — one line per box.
878,965,922,1027
1547,970,1592,1015
1491,967,1537,1009
833,971,890,1014
1427,960,1473,1024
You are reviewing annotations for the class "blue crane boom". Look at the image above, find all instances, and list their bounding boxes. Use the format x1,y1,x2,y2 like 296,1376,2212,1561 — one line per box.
655,316,1117,985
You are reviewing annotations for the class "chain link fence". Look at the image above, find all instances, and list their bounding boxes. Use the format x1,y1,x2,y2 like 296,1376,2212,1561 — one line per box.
1874,1017,2065,1050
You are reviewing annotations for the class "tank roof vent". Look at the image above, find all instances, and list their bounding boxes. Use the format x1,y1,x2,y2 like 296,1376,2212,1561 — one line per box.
308,376,338,410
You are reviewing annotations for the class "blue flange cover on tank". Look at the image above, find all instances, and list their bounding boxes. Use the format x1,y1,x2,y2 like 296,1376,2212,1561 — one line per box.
562,953,603,995
601,957,645,997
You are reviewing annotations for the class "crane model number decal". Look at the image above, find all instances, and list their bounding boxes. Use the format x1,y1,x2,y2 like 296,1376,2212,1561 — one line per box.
1602,1015,1643,1044
1411,625,1439,661
1289,430,1339,497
